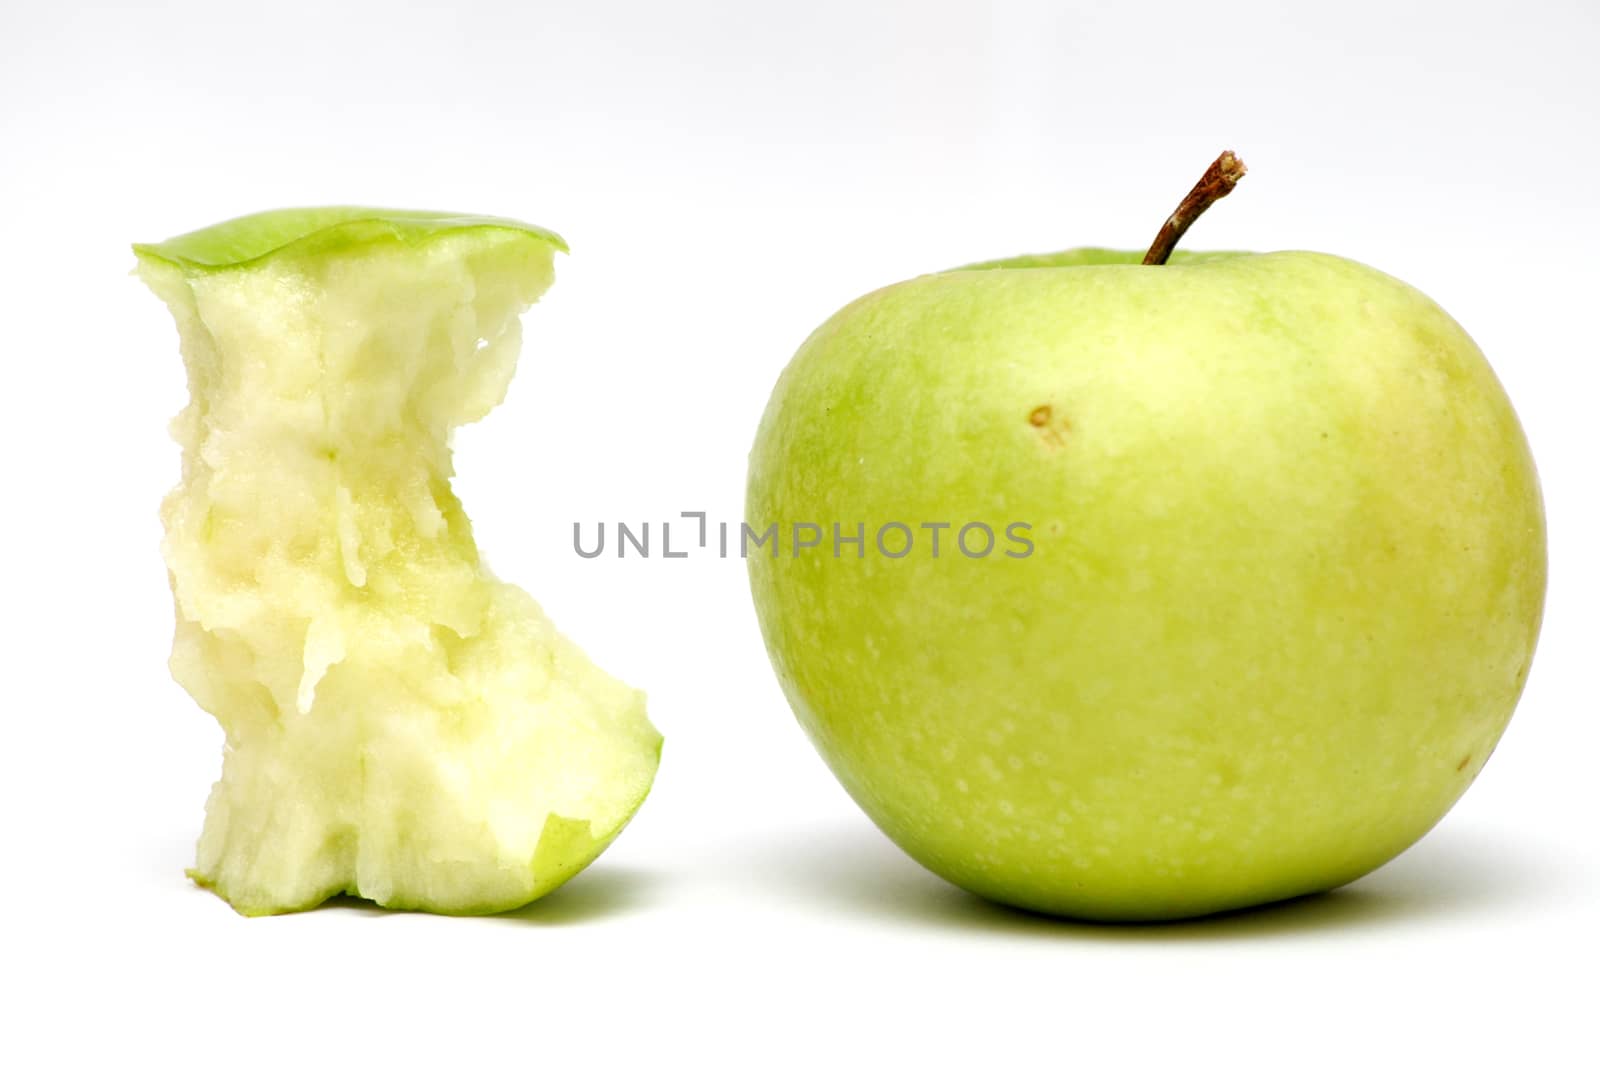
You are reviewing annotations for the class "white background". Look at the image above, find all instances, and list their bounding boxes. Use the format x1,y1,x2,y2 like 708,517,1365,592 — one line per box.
3,1,1597,1066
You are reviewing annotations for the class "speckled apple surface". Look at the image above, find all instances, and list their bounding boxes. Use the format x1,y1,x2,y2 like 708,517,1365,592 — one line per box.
137,209,660,916
746,248,1545,921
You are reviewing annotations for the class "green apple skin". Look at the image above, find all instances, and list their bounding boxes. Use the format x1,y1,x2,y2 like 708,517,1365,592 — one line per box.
746,249,1545,921
133,205,568,271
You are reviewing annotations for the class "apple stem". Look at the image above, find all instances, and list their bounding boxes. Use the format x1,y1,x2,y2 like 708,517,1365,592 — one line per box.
1142,151,1248,265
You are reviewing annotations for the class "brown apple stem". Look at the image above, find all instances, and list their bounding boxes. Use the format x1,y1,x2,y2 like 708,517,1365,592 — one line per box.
1142,151,1248,265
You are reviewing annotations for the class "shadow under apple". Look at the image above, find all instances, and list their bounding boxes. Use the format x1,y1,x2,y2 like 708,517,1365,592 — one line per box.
731,820,1575,941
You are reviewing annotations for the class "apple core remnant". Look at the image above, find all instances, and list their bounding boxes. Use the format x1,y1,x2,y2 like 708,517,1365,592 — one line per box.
137,208,661,915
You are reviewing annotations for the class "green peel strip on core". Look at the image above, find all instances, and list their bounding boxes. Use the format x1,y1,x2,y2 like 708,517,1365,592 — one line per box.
134,206,568,273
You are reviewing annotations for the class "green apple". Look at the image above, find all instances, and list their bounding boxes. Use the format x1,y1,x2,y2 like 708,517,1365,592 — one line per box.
745,159,1546,921
136,207,661,915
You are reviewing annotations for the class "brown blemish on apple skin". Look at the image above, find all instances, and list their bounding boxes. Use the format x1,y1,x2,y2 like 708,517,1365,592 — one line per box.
1456,754,1472,772
1029,405,1070,448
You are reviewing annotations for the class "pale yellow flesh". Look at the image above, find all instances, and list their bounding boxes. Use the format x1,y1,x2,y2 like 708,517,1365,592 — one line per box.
141,231,659,916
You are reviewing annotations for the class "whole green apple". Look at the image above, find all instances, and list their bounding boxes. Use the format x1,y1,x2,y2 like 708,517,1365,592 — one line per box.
745,158,1545,920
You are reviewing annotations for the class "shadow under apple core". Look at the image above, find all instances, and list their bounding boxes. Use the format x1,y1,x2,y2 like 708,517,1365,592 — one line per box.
278,864,661,925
